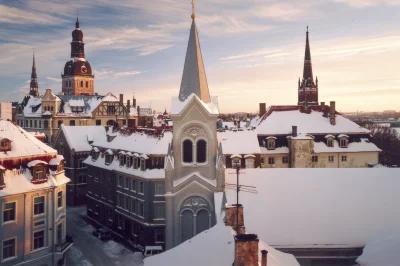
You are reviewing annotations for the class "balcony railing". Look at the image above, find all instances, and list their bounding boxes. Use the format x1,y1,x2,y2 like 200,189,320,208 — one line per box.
55,235,73,253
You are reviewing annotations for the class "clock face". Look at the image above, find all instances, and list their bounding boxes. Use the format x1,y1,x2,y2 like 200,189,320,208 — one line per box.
81,65,87,73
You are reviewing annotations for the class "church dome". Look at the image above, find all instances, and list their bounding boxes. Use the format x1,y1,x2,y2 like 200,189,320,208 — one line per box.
63,58,92,76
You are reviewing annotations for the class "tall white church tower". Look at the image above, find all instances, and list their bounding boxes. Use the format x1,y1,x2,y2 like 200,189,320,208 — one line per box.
164,1,225,249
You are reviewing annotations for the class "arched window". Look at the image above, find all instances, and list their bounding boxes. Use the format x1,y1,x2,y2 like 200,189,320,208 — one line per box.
196,140,207,163
80,81,83,87
196,210,210,234
181,210,194,242
183,140,193,163
86,81,89,88
69,80,71,87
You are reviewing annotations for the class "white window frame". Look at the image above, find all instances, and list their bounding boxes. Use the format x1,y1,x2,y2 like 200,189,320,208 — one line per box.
245,159,254,169
267,139,275,150
328,155,334,162
133,157,139,169
140,158,146,171
2,237,17,262
139,181,144,195
32,229,45,251
57,191,63,209
339,138,348,148
155,183,164,196
33,196,45,216
2,202,17,225
327,138,334,147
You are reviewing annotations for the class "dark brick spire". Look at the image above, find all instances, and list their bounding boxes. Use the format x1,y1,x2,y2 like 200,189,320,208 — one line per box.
298,26,318,105
29,52,39,97
71,16,85,58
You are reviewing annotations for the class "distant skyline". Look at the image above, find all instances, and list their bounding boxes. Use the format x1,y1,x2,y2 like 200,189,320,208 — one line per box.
1,0,400,113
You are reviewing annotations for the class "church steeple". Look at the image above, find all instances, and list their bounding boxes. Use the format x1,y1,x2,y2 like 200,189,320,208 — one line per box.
29,52,39,97
71,14,85,58
178,0,211,103
298,26,318,105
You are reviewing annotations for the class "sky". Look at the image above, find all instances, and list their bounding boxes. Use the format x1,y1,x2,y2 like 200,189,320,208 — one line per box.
1,0,400,113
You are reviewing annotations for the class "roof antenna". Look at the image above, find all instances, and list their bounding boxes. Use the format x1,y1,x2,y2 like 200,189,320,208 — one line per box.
191,0,196,19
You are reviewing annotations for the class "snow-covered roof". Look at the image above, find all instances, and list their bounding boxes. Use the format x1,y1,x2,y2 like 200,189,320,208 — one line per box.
23,97,42,117
287,133,313,140
83,153,164,180
250,116,260,128
49,155,64,165
29,132,45,137
129,106,138,116
356,233,400,266
101,92,120,102
92,129,172,155
59,94,111,117
0,168,70,197
60,125,107,152
0,120,56,159
260,146,289,155
225,168,400,247
337,134,349,138
68,99,85,107
324,134,335,139
257,107,370,135
170,94,219,115
217,130,260,155
27,160,47,167
314,139,381,153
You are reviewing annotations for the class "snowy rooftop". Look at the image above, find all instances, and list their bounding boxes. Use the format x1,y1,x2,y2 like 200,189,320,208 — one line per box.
314,139,381,153
59,93,118,117
91,128,172,155
60,124,107,152
23,97,42,117
0,120,56,159
84,153,165,180
170,94,219,115
257,107,370,135
0,168,70,197
225,168,400,247
217,130,260,155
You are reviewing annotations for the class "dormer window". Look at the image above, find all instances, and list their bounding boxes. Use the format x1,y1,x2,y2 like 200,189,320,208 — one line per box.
338,134,349,148
126,153,132,168
91,147,100,161
266,136,276,150
133,154,139,169
28,160,48,183
119,152,126,166
105,150,113,165
327,139,333,147
0,138,11,152
140,158,146,171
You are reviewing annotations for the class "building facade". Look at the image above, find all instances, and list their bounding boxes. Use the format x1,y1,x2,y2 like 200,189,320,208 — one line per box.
0,103,12,121
0,120,71,266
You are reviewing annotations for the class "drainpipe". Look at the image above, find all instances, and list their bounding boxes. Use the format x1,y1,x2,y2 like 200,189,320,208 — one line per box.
23,193,26,262
338,153,340,168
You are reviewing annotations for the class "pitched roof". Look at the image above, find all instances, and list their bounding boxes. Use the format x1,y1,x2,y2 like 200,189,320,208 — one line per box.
225,168,400,247
178,18,211,103
60,124,107,152
0,120,55,159
257,106,370,135
217,130,260,155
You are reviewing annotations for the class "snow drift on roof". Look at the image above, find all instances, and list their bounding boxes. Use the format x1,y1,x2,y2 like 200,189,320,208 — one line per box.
61,125,106,152
257,108,369,135
217,130,260,155
170,94,219,115
0,120,56,159
225,168,400,247
314,139,381,153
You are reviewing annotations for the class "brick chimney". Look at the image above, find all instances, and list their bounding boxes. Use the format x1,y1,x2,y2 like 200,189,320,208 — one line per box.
292,125,297,137
235,234,259,266
261,250,268,266
321,102,328,117
225,204,245,234
133,96,137,108
330,101,336,125
127,100,131,111
259,103,266,117
119,94,124,104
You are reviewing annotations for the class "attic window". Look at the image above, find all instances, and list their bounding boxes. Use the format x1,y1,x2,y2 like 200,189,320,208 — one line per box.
119,153,125,166
338,135,349,148
32,165,46,182
105,150,113,165
133,157,139,169
0,139,11,152
140,158,146,171
266,137,276,150
126,155,132,168
327,138,334,147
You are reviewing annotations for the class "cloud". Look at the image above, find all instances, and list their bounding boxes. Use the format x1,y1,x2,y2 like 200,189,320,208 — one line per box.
329,0,400,8
46,77,62,82
251,3,308,21
94,69,141,79
0,4,64,25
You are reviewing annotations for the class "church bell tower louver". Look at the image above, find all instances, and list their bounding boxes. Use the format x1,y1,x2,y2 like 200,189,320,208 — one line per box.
298,27,318,106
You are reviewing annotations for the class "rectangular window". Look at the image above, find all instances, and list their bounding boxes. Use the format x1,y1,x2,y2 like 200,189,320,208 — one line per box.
125,196,129,210
327,139,333,147
340,139,348,148
57,191,62,208
328,156,334,162
34,196,45,215
282,157,289,164
39,120,42,128
131,179,136,191
125,177,130,190
96,120,101,125
3,202,16,223
133,158,139,169
140,159,145,171
119,154,124,166
30,120,32,128
342,155,347,162
312,156,318,162
155,205,165,219
155,183,164,196
70,120,75,126
245,159,254,169
267,140,275,150
139,182,144,194
139,202,144,217
268,157,275,165
33,231,44,250
131,199,136,213
2,238,16,260
126,156,132,168
34,120,37,128
155,229,164,243
118,176,123,187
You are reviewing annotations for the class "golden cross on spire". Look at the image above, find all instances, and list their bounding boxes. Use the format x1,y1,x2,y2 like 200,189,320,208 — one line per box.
191,0,196,19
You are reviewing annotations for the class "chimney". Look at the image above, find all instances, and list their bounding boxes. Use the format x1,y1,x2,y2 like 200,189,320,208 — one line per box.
137,105,140,116
321,102,325,107
133,95,137,107
292,126,297,137
95,92,98,96
259,103,266,117
330,101,336,125
119,94,124,104
225,204,245,234
261,250,268,266
235,234,259,266
127,100,131,110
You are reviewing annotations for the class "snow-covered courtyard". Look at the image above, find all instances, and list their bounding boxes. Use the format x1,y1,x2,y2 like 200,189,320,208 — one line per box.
66,206,144,266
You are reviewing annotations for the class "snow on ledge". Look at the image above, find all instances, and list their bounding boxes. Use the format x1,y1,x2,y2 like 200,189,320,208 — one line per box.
324,134,335,139
244,154,255,159
337,134,349,138
27,160,48,167
230,154,242,159
170,94,219,115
